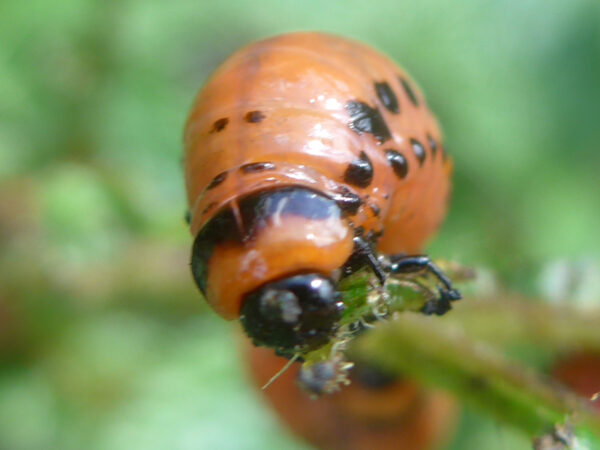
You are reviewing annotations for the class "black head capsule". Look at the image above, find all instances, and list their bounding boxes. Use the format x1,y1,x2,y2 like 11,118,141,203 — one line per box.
240,273,344,355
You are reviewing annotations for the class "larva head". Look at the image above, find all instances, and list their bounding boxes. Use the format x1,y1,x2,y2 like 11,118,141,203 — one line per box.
191,187,354,354
240,273,343,354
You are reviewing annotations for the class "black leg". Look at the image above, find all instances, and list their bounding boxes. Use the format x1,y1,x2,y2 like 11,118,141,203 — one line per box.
347,237,387,285
388,255,461,312
421,288,456,316
388,255,450,288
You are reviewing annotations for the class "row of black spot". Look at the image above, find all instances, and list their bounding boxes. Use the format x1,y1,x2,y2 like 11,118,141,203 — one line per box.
343,134,440,190
209,77,417,145
203,76,437,206
343,77,442,188
209,110,266,134
205,135,439,196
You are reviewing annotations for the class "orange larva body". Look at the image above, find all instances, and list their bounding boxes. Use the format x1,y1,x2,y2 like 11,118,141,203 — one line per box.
184,32,453,351
242,339,458,450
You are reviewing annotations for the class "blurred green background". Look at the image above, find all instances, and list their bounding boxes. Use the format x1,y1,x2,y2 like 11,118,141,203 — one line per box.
1,0,599,449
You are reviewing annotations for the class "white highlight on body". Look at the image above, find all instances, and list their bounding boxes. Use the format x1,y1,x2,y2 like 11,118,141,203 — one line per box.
239,249,268,278
271,196,289,227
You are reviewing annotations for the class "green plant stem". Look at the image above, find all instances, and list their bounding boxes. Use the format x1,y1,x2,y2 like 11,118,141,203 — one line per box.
351,311,600,440
446,293,600,352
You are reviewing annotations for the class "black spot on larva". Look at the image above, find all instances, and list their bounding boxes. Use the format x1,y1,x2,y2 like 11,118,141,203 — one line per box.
244,110,265,123
345,101,391,143
331,186,363,215
383,193,389,200
240,162,276,174
385,150,409,179
201,201,218,215
410,139,426,166
206,171,228,190
344,151,374,188
184,210,191,225
399,77,419,106
369,203,380,217
210,118,229,133
427,134,437,157
374,81,399,114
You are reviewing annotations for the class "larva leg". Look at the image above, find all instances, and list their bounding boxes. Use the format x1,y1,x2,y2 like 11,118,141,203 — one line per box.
347,237,387,285
387,255,461,315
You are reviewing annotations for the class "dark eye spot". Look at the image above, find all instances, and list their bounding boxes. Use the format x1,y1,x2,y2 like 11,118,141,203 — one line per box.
399,77,419,106
210,118,229,133
410,138,426,166
344,151,373,188
244,111,266,123
374,81,399,114
385,150,409,179
345,100,391,143
206,171,228,190
240,162,276,173
184,210,191,225
427,133,437,156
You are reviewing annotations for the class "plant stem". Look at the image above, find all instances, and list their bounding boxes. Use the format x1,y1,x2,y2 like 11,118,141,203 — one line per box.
351,311,600,440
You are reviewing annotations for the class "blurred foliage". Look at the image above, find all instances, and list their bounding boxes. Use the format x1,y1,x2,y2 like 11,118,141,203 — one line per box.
1,0,599,449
